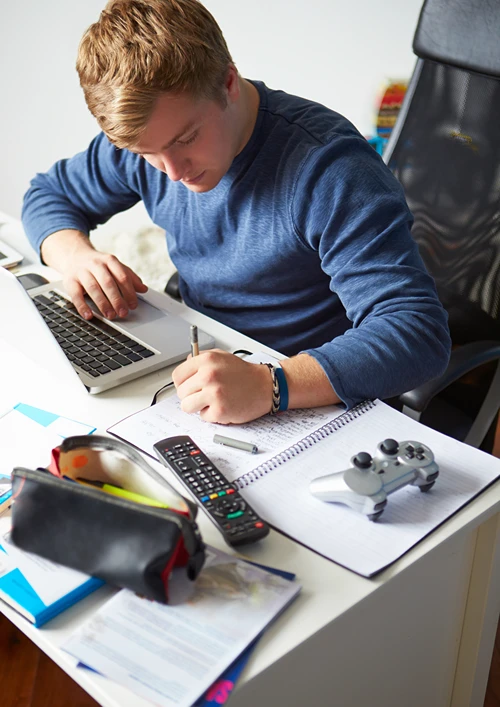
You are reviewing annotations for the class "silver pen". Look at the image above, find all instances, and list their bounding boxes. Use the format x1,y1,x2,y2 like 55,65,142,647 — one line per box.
190,324,199,357
213,434,258,454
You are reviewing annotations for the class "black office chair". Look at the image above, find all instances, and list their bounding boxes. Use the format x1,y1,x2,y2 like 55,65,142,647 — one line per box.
383,0,500,451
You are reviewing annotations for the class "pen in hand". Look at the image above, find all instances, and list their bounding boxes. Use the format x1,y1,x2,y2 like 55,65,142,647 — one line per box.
190,324,199,357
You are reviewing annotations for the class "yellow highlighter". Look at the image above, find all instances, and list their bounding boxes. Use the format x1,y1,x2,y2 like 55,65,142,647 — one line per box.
76,478,170,509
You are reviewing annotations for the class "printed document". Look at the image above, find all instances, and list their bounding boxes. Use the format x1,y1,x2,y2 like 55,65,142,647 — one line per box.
63,547,301,707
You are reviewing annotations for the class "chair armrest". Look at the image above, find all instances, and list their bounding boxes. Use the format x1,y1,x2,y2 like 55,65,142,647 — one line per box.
400,341,500,414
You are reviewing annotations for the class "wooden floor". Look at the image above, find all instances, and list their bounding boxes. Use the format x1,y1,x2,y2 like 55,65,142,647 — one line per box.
0,613,98,706
1,421,499,707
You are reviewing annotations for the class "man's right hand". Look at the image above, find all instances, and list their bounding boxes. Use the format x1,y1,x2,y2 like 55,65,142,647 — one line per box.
40,229,148,320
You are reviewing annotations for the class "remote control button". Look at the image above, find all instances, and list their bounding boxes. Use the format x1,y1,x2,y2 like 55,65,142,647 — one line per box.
227,510,244,519
353,452,372,469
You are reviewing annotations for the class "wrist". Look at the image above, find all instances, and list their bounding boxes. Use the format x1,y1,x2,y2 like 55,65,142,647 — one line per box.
41,229,93,270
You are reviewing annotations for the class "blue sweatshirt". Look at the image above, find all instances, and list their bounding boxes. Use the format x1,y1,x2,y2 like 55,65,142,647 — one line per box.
22,80,451,408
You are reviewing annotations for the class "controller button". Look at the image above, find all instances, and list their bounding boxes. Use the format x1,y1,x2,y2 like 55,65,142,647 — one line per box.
405,444,415,453
416,453,425,460
415,446,424,454
353,452,372,469
381,438,398,455
394,461,400,466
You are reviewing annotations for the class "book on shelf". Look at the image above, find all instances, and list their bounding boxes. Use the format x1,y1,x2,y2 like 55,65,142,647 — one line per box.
0,533,104,628
107,393,500,577
62,546,300,707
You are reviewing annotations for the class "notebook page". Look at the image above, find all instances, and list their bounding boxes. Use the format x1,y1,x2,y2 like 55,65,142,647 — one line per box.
107,396,344,482
236,401,500,576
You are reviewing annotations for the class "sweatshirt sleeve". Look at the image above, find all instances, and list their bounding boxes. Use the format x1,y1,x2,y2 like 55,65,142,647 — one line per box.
292,134,451,408
22,132,141,258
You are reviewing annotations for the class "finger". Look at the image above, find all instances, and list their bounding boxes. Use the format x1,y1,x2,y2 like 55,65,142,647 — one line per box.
65,278,94,320
78,271,117,319
94,262,138,318
172,356,202,388
180,390,207,415
108,260,146,313
129,268,148,293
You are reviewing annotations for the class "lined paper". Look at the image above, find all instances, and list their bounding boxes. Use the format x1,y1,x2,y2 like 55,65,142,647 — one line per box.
108,397,500,577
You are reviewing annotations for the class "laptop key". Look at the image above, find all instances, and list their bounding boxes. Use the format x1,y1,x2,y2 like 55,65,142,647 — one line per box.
95,365,111,375
105,360,122,370
112,354,133,366
125,352,142,362
114,333,133,344
33,295,52,306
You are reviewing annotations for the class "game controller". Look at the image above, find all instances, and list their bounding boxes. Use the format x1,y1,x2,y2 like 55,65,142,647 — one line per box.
309,439,439,520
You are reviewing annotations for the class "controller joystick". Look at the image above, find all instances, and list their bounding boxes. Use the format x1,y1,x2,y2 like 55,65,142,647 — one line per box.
309,439,439,520
380,438,398,456
353,452,372,469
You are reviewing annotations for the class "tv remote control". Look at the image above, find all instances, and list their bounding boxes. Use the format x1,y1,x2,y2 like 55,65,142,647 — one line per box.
153,435,270,547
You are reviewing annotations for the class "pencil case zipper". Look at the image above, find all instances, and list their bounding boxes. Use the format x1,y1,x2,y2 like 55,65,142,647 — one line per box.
12,467,188,533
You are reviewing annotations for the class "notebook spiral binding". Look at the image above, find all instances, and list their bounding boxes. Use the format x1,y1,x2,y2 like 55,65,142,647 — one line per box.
235,399,376,489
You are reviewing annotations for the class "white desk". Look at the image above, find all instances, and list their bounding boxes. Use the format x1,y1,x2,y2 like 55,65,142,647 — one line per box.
1,212,500,707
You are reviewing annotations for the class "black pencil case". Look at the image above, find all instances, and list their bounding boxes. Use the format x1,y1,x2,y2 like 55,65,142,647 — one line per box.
10,435,205,603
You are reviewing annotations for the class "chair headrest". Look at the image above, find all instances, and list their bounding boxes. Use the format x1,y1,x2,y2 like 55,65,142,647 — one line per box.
413,0,500,78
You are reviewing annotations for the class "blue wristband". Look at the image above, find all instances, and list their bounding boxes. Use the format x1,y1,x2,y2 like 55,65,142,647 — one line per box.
275,367,289,412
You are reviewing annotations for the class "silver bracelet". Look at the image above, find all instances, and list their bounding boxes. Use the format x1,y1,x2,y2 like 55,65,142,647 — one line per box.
262,363,280,414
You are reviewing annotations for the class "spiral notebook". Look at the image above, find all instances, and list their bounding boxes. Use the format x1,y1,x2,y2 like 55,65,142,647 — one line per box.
107,396,500,577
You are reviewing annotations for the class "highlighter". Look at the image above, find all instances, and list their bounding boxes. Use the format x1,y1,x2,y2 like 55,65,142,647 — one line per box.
76,478,170,509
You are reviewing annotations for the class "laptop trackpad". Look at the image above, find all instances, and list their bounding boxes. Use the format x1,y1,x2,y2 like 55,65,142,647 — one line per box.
88,298,166,335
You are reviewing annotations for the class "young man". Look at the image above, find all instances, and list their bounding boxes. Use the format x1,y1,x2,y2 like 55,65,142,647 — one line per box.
22,0,451,424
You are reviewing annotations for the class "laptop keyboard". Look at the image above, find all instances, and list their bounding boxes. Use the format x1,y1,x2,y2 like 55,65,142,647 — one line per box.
33,292,155,378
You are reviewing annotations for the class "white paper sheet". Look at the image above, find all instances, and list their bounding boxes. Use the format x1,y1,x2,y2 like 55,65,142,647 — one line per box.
63,547,300,707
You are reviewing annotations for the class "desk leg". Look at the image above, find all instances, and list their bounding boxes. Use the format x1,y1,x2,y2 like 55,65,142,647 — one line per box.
451,513,500,707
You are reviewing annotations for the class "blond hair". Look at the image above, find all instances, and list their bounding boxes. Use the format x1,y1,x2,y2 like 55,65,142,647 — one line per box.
76,0,233,148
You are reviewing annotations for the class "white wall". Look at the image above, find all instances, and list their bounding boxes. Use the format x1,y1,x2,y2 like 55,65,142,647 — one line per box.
0,0,423,230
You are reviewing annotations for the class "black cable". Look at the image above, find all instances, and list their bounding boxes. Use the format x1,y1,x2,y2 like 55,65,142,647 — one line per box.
150,381,175,406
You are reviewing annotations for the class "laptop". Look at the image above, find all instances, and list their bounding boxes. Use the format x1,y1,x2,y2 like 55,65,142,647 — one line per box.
0,266,214,394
